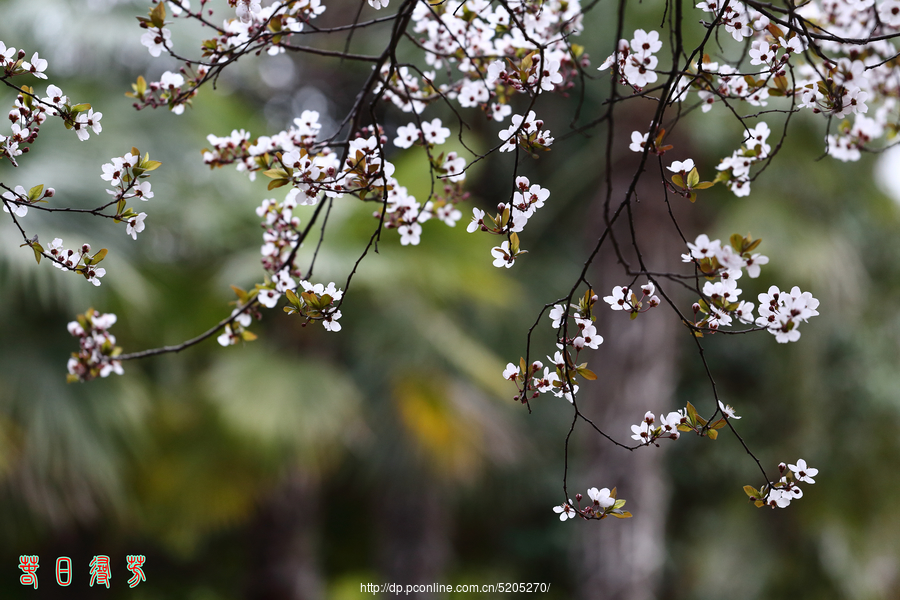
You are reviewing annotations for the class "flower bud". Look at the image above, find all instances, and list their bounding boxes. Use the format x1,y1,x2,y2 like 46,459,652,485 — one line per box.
44,188,55,198
82,243,91,253
575,493,583,502
692,303,700,314
778,462,787,473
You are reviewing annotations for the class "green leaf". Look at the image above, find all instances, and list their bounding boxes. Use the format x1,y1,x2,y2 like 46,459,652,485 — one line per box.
150,1,166,28
743,485,759,499
230,285,249,304
686,401,699,422
90,248,108,264
32,246,42,264
687,167,700,188
713,170,731,184
577,366,597,380
612,499,626,509
285,288,300,307
71,103,91,113
268,179,290,190
27,184,44,201
671,174,684,188
694,181,715,190
241,330,258,342
707,428,718,440
611,511,632,519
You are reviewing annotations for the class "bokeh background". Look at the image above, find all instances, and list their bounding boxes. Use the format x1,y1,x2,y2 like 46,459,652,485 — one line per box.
2,0,900,598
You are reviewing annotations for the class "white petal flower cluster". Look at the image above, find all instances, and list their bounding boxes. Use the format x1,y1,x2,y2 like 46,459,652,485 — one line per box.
716,122,771,197
0,60,101,164
630,410,685,445
603,281,660,315
553,486,629,521
376,0,583,116
100,150,157,241
66,310,123,382
218,307,255,346
759,460,818,509
755,285,820,343
598,29,662,88
498,111,554,153
681,233,781,332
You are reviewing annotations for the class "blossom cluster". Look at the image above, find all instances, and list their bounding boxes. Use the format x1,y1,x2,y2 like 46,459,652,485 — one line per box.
598,29,662,89
630,400,738,446
100,149,161,240
217,304,260,347
2,183,53,219
715,122,772,198
682,2,893,166
379,0,586,117
603,281,660,317
553,486,632,521
504,290,603,403
1,42,102,166
282,281,344,332
466,173,551,268
681,231,819,342
132,0,325,114
66,309,123,382
46,240,108,286
745,460,818,509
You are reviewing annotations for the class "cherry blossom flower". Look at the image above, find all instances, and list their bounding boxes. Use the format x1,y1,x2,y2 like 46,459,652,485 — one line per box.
466,208,485,233
491,241,516,268
141,28,172,58
718,401,741,419
553,501,577,521
587,487,615,508
421,118,450,145
2,185,27,217
629,131,648,152
393,123,419,148
788,459,818,484
503,363,519,381
26,52,48,79
126,212,147,240
667,159,695,173
398,223,422,245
